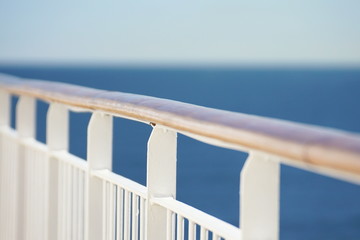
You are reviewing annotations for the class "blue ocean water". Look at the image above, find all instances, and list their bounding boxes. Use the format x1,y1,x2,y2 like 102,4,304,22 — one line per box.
1,66,360,239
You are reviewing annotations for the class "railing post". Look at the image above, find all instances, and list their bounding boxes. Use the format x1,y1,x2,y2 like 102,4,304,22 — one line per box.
17,96,36,138
0,90,11,239
146,125,177,240
240,152,280,240
47,103,69,240
0,90,10,127
16,96,36,240
85,112,113,240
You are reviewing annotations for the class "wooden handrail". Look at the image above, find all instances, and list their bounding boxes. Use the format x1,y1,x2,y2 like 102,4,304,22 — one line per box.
1,73,360,177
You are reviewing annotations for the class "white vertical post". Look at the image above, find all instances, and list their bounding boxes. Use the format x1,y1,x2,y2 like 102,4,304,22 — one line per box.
47,103,69,240
17,96,36,138
0,90,10,127
0,90,10,240
86,112,113,240
240,152,280,240
47,103,69,150
146,126,177,240
16,96,36,240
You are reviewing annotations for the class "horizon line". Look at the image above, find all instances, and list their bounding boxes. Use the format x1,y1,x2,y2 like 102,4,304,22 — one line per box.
1,60,360,70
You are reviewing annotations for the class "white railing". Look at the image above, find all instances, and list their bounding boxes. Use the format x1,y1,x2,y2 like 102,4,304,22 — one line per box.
0,74,359,240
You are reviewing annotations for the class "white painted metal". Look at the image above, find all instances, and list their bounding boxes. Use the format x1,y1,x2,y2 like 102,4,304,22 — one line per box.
47,103,69,240
177,214,184,240
200,227,207,240
132,193,139,240
146,126,177,240
23,141,48,240
140,196,146,240
124,189,130,239
0,90,10,126
92,169,147,198
0,128,19,240
47,103,69,151
116,186,124,240
17,96,36,240
1,86,360,240
172,126,360,185
16,96,36,138
86,112,113,240
109,183,114,240
188,220,196,240
102,180,107,240
240,152,280,240
152,197,241,240
166,210,172,240
0,90,10,239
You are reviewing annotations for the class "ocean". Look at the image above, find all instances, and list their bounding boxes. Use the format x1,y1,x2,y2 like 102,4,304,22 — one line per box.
1,66,360,239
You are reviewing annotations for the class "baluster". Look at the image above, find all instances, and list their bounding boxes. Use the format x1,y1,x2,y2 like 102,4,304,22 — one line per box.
188,220,195,240
124,190,130,240
116,187,124,240
109,183,114,240
131,193,138,240
177,215,184,240
139,197,146,240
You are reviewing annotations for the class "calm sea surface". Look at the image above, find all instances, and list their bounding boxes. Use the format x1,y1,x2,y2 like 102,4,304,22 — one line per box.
1,66,360,239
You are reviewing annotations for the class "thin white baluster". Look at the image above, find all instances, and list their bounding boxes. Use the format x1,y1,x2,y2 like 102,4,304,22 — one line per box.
200,227,207,240
58,161,63,240
71,167,79,239
40,149,45,239
124,190,130,240
61,161,66,240
103,180,107,240
61,162,67,239
79,170,85,240
140,197,145,240
177,215,184,240
40,150,46,240
34,150,38,239
212,233,219,240
65,163,69,239
117,187,124,240
63,163,67,239
29,149,34,239
188,221,195,240
131,194,138,240
109,183,114,240
67,164,73,240
172,213,176,240
166,210,172,240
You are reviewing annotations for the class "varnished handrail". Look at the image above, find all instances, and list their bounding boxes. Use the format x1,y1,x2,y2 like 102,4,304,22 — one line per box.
1,73,360,177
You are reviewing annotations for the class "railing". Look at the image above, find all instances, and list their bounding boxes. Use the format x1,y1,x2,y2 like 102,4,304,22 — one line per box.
0,73,359,240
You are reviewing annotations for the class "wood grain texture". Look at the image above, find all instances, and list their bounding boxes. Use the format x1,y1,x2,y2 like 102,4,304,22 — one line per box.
1,73,360,176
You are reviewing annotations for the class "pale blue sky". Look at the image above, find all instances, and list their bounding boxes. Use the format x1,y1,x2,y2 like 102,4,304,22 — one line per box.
0,0,359,66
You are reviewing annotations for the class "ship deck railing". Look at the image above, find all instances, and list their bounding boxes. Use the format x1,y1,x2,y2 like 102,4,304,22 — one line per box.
0,73,359,240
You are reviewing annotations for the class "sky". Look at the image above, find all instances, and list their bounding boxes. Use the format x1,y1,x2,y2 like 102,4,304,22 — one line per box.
0,0,359,66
